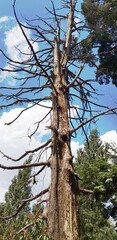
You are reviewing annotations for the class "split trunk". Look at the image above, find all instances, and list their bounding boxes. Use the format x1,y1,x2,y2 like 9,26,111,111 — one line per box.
47,72,79,240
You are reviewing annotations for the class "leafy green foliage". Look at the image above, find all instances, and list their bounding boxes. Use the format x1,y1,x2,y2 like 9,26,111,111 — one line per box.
75,129,117,239
16,217,51,240
81,0,117,85
0,156,51,240
0,156,29,238
0,156,32,239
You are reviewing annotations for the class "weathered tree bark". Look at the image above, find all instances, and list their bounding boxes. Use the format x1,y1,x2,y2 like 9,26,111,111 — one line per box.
47,73,79,239
47,12,79,237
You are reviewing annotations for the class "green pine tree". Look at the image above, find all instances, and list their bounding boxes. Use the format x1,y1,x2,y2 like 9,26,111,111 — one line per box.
0,156,32,239
81,0,117,86
0,156,51,240
75,129,117,240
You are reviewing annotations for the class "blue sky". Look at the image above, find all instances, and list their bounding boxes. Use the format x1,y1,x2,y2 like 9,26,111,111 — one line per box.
0,0,117,201
0,0,117,144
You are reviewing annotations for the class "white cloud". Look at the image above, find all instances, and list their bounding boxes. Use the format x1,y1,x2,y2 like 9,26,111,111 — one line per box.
0,186,8,202
0,16,9,23
0,16,14,30
0,102,51,157
71,140,79,158
4,24,39,62
100,130,117,145
0,23,39,84
0,65,17,84
0,102,51,202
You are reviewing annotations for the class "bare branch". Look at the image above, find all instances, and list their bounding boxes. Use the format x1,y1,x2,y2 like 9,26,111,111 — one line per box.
29,110,51,138
23,188,49,203
5,103,37,125
0,138,52,161
61,0,76,66
31,165,47,179
0,188,49,220
13,0,53,84
79,187,93,195
16,223,34,236
66,63,85,88
0,96,51,110
0,161,50,170
15,199,48,236
0,202,26,220
71,107,117,134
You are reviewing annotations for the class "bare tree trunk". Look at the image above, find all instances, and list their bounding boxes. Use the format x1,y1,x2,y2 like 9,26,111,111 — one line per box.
46,2,79,237
47,67,79,239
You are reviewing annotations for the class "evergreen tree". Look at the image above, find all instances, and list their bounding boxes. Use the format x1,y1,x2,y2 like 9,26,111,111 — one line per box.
0,156,32,239
0,156,50,240
81,0,117,85
75,130,117,240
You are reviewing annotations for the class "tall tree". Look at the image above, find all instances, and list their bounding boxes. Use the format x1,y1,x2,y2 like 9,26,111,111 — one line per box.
81,0,117,85
0,1,117,239
75,129,117,239
0,156,32,239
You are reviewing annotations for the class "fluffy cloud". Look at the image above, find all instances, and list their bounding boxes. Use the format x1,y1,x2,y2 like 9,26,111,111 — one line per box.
71,140,79,158
0,21,39,84
0,103,51,202
0,65,17,85
0,16,14,30
100,130,117,145
0,16,9,23
0,103,51,157
4,24,38,62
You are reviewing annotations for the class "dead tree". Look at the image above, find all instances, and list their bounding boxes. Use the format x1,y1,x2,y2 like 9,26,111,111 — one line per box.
0,0,117,239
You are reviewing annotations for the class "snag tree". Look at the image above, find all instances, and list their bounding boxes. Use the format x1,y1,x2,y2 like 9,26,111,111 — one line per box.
0,0,116,239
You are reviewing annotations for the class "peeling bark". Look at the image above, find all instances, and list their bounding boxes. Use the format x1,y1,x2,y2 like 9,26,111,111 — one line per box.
46,1,79,239
47,71,79,239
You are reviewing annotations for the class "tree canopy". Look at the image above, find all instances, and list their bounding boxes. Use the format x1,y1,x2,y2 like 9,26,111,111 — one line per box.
81,0,117,85
0,156,32,239
75,129,117,239
0,156,51,240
